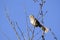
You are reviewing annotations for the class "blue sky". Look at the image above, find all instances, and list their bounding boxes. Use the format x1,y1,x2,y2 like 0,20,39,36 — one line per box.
0,0,60,40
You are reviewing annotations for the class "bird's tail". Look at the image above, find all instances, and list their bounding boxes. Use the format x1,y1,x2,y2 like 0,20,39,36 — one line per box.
39,25,49,33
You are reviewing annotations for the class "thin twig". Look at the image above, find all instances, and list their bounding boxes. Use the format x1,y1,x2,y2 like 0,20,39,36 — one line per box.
49,28,58,40
34,29,41,37
24,7,31,40
39,0,45,40
37,32,45,40
31,27,35,40
40,0,45,40
37,0,47,20
38,10,47,20
15,22,25,40
42,32,45,40
6,14,20,40
4,8,20,40
37,35,42,40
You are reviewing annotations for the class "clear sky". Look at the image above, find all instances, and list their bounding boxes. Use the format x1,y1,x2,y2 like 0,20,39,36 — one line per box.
0,0,60,40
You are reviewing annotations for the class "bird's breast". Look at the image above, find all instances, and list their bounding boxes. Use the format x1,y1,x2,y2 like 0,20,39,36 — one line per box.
30,19,36,25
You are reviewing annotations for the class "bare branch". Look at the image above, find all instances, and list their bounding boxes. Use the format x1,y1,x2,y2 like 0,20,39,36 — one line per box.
24,7,31,40
4,8,21,40
38,0,46,40
34,29,41,37
31,27,35,40
15,22,25,40
49,28,58,40
42,32,45,40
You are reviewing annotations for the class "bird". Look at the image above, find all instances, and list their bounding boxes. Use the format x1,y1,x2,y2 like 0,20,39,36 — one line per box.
29,15,49,33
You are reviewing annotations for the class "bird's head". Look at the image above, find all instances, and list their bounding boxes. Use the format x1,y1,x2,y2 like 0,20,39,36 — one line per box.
29,15,34,19
29,15,35,23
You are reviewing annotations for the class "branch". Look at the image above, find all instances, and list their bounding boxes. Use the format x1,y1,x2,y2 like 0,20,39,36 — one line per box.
4,8,21,40
33,0,46,40
34,29,41,37
39,0,46,40
15,22,25,40
42,32,45,40
37,32,45,40
24,7,31,40
31,27,35,40
49,28,58,40
6,14,20,40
